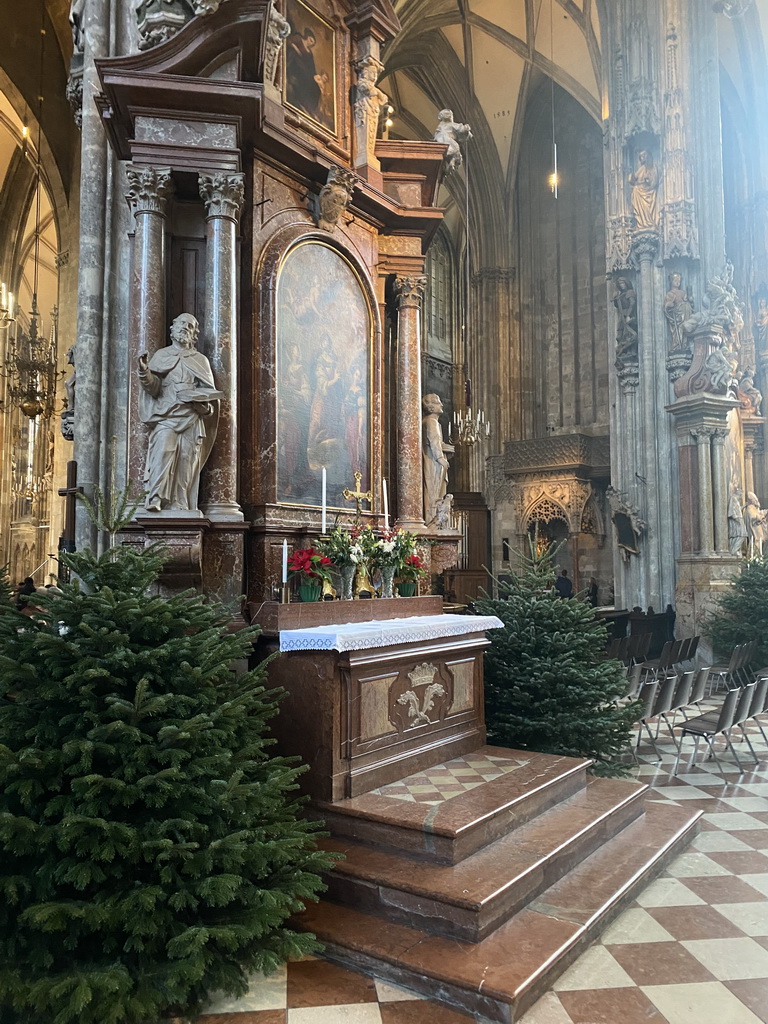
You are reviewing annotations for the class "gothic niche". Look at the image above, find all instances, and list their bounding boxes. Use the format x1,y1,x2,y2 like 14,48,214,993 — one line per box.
527,498,569,557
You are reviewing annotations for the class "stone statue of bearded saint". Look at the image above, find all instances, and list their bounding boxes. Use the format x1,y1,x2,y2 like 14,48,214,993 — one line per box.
138,313,221,513
422,393,451,527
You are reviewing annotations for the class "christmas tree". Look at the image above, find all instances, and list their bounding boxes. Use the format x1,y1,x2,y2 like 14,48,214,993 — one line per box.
0,538,334,1024
708,555,768,667
475,541,638,777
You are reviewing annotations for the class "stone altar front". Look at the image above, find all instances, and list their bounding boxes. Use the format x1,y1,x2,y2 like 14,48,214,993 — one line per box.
266,612,502,802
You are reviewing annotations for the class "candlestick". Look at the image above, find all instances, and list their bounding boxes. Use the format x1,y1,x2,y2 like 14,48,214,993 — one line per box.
383,478,389,531
321,467,327,534
282,539,288,584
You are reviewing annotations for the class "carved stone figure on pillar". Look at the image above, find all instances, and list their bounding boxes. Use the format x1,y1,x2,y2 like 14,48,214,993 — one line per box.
353,56,387,165
422,393,452,527
754,295,768,351
745,491,768,559
264,3,291,89
628,150,660,231
138,313,222,513
61,344,76,441
613,276,638,366
69,0,87,52
738,370,763,416
663,272,693,352
728,489,748,556
433,110,472,173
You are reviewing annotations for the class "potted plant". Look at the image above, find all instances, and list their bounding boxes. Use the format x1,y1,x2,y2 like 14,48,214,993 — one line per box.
371,528,419,599
288,546,333,602
397,551,429,597
320,526,371,600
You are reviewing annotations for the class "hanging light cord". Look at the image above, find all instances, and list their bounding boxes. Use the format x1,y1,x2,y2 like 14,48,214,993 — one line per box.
550,0,557,197
32,0,46,319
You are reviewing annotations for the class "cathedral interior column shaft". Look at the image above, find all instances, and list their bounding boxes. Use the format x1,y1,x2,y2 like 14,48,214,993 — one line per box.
694,428,714,553
199,172,245,520
125,165,173,488
711,428,729,553
395,275,427,530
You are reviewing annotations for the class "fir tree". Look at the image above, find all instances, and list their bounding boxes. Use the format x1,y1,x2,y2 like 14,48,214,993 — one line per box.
475,541,638,777
0,540,334,1024
708,556,768,667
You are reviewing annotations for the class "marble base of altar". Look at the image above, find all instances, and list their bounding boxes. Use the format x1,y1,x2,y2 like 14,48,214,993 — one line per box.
266,614,502,802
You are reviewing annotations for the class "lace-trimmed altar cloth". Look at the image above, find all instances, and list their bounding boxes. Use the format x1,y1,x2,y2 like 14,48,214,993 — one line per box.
278,613,504,652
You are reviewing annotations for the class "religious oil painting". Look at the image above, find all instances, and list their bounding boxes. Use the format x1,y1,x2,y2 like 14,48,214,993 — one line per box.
284,0,336,133
276,242,372,509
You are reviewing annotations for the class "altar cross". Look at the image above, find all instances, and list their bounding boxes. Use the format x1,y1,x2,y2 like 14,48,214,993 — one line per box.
57,460,82,580
342,471,373,518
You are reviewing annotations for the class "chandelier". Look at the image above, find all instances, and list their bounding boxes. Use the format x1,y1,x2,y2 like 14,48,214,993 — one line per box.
0,4,61,420
450,400,490,446
1,297,60,419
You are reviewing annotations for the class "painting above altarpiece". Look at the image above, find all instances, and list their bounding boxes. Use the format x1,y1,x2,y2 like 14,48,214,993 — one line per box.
284,0,337,134
276,241,372,510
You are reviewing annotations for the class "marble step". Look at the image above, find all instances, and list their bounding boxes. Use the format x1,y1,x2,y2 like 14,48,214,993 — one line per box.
316,746,591,864
298,801,701,1024
320,776,648,942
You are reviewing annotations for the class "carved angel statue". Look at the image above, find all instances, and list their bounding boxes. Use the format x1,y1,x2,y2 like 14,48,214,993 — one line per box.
738,371,763,416
728,489,748,556
434,109,472,173
354,56,388,128
745,491,768,559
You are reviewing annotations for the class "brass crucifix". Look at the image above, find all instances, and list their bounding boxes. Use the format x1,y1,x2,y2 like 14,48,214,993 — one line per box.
342,471,373,519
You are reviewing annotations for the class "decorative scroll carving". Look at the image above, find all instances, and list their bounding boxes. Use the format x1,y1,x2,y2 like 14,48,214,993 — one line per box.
264,3,290,88
309,166,356,231
126,165,173,215
606,486,646,561
199,172,245,220
136,0,223,51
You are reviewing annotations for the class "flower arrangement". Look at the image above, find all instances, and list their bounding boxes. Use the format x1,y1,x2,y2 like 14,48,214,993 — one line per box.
321,525,375,567
371,528,419,571
288,547,332,583
398,552,429,583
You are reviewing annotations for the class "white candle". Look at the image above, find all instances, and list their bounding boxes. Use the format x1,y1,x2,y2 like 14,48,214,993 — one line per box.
321,467,327,534
383,479,389,530
282,539,288,583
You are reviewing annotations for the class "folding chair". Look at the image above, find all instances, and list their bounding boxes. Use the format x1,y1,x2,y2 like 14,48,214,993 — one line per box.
673,687,743,776
708,645,744,695
748,676,768,747
633,680,661,760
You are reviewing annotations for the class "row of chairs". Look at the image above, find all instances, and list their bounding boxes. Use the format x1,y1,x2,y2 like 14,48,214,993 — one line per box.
708,640,763,693
673,678,768,775
630,668,711,761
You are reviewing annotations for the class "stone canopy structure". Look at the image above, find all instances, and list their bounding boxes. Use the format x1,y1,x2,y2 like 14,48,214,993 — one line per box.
0,0,767,636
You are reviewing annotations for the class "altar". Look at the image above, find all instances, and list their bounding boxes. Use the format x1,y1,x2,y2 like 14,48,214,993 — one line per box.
262,606,502,802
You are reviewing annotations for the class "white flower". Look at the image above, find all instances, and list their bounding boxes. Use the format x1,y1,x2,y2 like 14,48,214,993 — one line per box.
350,544,364,563
380,540,396,553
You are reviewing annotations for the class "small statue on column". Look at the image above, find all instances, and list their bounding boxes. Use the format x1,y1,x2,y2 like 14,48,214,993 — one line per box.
663,272,693,352
728,488,748,556
264,3,291,89
745,492,768,558
422,393,453,528
628,149,660,231
433,109,472,173
61,344,76,441
353,56,388,166
137,313,222,513
613,276,638,367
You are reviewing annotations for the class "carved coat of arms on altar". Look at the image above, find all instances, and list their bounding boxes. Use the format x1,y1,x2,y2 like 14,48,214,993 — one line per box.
389,662,452,732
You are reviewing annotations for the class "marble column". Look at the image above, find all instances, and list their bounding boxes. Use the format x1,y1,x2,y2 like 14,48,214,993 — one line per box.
395,275,427,530
198,172,245,520
745,439,756,497
125,166,173,486
693,427,714,553
711,427,729,553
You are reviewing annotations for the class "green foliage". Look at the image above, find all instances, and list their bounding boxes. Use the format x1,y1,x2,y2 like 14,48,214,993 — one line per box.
0,543,333,1024
708,556,768,667
475,541,638,777
0,564,12,608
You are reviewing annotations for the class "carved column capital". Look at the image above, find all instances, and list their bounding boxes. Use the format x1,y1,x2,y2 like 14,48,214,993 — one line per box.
711,427,729,444
199,172,245,222
631,230,659,264
394,275,427,308
126,165,173,216
691,426,714,443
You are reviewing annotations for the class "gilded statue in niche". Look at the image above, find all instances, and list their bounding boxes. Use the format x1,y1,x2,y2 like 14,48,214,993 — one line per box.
628,150,660,231
276,242,371,509
284,0,336,132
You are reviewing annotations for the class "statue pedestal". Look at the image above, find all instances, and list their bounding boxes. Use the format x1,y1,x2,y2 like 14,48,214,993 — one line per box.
675,552,742,659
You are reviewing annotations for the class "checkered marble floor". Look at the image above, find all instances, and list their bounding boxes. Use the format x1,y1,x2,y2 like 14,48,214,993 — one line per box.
367,750,530,805
198,702,768,1024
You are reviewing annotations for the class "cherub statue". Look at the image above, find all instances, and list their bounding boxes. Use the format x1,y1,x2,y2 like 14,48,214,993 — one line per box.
433,109,472,173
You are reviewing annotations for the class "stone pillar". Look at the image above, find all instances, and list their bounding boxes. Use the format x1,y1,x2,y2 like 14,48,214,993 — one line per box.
127,166,173,356
395,274,427,530
198,172,245,521
711,427,729,553
125,166,173,486
693,428,714,554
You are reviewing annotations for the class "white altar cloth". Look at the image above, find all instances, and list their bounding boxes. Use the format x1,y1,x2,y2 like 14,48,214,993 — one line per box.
279,613,504,653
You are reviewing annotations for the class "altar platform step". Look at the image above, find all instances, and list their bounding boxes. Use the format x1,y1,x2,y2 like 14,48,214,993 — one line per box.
316,746,592,864
299,799,701,1023
319,775,648,942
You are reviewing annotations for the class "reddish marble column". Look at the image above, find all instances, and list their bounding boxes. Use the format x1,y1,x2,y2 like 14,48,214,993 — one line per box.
125,165,173,486
693,427,714,554
198,172,245,520
711,427,729,553
395,275,427,530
